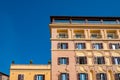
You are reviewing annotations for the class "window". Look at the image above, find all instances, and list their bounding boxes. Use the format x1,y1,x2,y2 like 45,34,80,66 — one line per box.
58,57,69,65
77,73,88,80
18,74,24,80
75,34,84,38
75,43,86,49
76,57,87,64
58,33,68,38
114,73,120,80
112,57,120,65
96,73,107,80
59,73,69,80
94,57,105,64
34,75,45,80
107,33,118,39
92,43,103,50
91,34,101,39
109,43,120,50
57,43,68,49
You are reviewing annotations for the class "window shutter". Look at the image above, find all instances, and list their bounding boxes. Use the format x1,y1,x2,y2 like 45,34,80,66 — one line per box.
96,74,100,80
76,57,79,64
77,73,80,80
109,43,112,49
94,57,97,64
85,57,87,64
67,58,69,65
57,43,61,49
112,57,115,64
114,73,118,80
104,74,107,80
34,75,37,80
66,43,68,49
43,75,45,80
83,43,86,49
67,73,69,80
118,43,120,49
102,57,105,64
101,43,103,49
18,75,21,80
58,58,60,65
92,43,95,49
58,74,61,80
86,73,88,80
75,43,77,49
22,75,24,80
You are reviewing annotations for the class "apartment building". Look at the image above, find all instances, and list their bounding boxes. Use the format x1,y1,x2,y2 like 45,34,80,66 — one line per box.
49,16,120,80
9,64,50,80
0,72,9,80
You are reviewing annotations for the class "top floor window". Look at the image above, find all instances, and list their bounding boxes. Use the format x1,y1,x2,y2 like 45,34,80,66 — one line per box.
74,34,85,38
109,43,120,50
58,33,68,38
57,43,68,49
92,43,103,50
107,33,118,39
91,33,101,39
34,74,45,80
18,74,24,80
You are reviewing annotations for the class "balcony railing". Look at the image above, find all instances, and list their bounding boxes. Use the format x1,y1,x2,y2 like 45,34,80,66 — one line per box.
57,35,68,38
90,35,102,39
107,35,118,39
73,35,85,39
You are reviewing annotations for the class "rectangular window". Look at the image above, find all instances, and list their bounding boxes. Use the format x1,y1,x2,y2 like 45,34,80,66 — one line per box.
75,43,86,49
77,73,88,80
58,43,68,49
75,34,84,38
18,74,24,80
34,75,45,80
76,57,87,64
91,34,101,39
96,73,107,80
59,73,69,80
92,43,103,50
58,33,68,38
112,57,120,65
58,57,69,65
114,73,120,80
94,57,105,64
109,43,120,50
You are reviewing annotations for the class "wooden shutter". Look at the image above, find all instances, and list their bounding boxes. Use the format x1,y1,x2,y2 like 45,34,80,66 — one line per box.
34,75,37,80
18,75,21,80
109,43,112,49
67,73,69,80
58,58,60,65
75,43,77,49
22,75,24,80
58,73,61,80
94,57,97,64
77,73,80,80
43,75,45,80
114,73,118,80
104,73,107,80
86,73,88,80
57,43,61,49
67,58,69,65
112,57,115,64
66,43,68,49
76,57,79,64
92,43,95,49
102,57,105,64
85,57,87,64
101,43,103,49
118,43,120,49
96,73,100,80
84,43,86,49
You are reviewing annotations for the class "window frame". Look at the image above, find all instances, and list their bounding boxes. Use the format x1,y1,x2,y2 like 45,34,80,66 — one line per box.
75,43,86,50
58,57,69,65
57,43,68,49
77,73,88,80
76,56,87,64
92,43,103,50
18,74,24,80
34,74,45,80
94,57,105,64
59,73,69,80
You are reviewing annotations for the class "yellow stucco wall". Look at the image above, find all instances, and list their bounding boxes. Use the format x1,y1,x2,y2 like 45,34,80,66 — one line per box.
10,64,51,80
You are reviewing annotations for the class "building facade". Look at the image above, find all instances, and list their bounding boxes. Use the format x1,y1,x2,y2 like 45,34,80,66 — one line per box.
0,72,9,80
9,64,50,80
50,16,120,80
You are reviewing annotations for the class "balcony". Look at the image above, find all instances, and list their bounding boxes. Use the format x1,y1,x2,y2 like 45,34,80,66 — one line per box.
57,34,68,39
90,30,102,39
57,29,68,39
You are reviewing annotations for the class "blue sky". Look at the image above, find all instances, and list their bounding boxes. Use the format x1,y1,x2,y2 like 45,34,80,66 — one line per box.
0,0,120,74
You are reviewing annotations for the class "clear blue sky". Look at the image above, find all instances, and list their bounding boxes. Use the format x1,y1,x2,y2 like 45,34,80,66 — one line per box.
0,0,120,75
